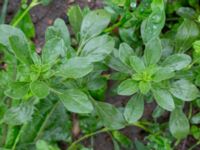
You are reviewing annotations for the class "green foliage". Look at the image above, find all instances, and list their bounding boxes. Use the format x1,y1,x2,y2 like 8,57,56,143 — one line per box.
1,0,200,149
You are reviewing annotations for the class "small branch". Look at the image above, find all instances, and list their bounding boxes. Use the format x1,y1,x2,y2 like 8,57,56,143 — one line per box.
68,128,108,150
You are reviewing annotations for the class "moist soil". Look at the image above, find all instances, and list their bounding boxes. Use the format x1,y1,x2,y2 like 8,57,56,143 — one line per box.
1,0,199,150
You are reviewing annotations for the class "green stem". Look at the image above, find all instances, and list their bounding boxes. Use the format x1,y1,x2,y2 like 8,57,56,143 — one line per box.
103,21,123,33
0,0,9,24
132,122,153,134
34,101,60,142
68,128,108,150
11,0,40,27
188,140,200,150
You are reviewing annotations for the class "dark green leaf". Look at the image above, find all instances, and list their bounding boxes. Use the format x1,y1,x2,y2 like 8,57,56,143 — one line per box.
144,37,162,65
175,19,199,52
162,54,191,71
94,101,126,129
30,81,49,99
152,88,175,111
118,79,138,96
5,82,29,99
42,38,65,65
119,43,134,65
59,57,93,79
81,35,115,62
9,36,32,65
129,56,145,73
81,10,111,39
59,89,93,113
170,79,200,101
124,94,144,123
169,108,190,139
191,113,200,124
153,67,175,82
46,18,70,46
3,102,34,125
67,5,83,34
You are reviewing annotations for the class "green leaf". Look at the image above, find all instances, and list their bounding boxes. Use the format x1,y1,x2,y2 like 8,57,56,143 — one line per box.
42,38,65,65
119,43,134,65
81,9,111,39
191,113,200,124
36,140,59,150
118,79,138,96
112,131,133,149
45,18,70,46
81,35,115,62
59,57,93,79
0,24,28,52
94,101,126,129
67,5,83,34
129,56,145,73
9,36,32,65
141,0,165,43
124,94,144,123
11,11,35,38
169,108,190,139
134,140,148,150
18,100,71,146
30,81,49,99
162,54,191,71
153,67,175,82
40,0,53,5
170,79,200,101
139,81,151,94
3,102,34,125
144,37,162,65
4,82,29,99
175,19,199,52
152,88,175,111
59,89,93,113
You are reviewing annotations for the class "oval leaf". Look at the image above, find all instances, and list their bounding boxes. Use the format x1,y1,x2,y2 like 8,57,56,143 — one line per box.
30,81,49,99
124,94,144,123
118,79,138,96
59,89,93,113
169,108,190,139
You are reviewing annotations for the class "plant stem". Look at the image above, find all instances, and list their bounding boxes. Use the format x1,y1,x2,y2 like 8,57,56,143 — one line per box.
11,0,40,27
132,122,153,134
0,0,9,24
68,128,108,150
188,140,200,150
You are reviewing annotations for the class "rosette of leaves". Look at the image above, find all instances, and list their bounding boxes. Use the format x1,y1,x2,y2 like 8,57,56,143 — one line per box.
0,8,127,149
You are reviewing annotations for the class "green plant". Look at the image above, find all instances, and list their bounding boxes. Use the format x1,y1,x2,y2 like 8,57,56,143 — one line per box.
0,0,200,149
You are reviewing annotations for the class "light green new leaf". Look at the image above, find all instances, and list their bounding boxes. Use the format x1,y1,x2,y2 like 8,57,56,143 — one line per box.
162,54,191,71
59,57,93,79
30,81,49,99
3,103,34,125
153,67,175,82
119,43,134,66
169,108,190,139
42,38,65,65
129,56,145,73
81,9,111,39
141,6,165,43
170,79,200,101
144,37,162,65
118,79,138,96
9,36,32,65
59,89,93,113
175,19,199,52
81,35,115,62
124,94,144,123
94,101,126,129
67,5,83,33
139,81,151,94
152,88,175,111
45,18,70,46
5,82,29,99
